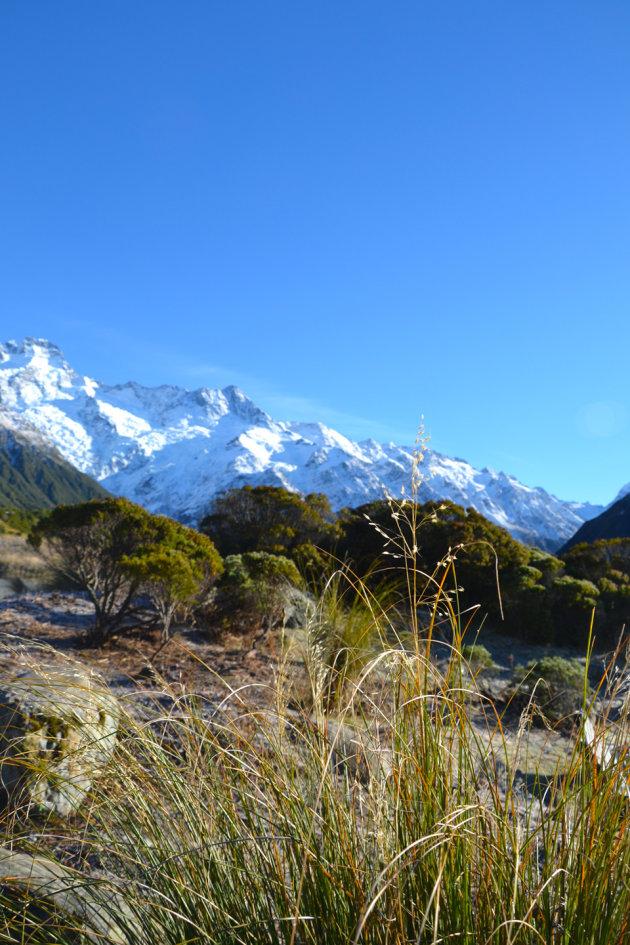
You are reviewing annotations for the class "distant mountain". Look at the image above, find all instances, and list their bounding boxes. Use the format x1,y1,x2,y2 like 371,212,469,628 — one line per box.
0,338,604,549
559,490,630,552
0,405,109,509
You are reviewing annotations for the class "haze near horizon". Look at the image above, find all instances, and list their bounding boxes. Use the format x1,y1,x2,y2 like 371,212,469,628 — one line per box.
1,2,628,506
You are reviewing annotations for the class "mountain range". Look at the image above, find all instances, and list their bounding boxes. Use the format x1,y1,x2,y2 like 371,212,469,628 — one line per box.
0,338,614,550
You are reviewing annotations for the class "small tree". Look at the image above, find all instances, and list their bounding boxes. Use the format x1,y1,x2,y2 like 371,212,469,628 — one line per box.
121,517,223,641
29,499,223,643
29,498,145,639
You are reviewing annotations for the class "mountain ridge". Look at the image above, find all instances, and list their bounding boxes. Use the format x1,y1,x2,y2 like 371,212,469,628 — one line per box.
0,338,604,549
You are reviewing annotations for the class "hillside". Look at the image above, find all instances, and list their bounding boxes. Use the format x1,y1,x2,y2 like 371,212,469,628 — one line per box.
560,491,630,552
0,407,109,509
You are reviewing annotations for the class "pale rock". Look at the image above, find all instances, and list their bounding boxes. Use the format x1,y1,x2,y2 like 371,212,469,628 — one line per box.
0,666,119,817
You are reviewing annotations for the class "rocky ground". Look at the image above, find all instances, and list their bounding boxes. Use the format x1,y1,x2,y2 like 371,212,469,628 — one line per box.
0,590,282,714
0,586,602,690
0,585,620,785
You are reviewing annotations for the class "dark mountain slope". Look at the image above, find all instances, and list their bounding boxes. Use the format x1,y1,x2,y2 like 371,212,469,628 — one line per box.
0,408,109,509
559,491,630,552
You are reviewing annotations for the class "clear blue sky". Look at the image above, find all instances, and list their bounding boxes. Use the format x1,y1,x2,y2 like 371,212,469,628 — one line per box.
1,1,628,505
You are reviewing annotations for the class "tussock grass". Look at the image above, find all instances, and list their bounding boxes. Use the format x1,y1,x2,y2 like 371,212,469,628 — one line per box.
3,459,630,943
0,533,57,588
5,638,630,945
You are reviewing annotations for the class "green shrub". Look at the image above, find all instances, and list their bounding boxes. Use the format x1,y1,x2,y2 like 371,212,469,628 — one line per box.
552,541,630,646
552,575,599,608
120,519,223,641
461,643,496,670
211,551,303,636
503,581,555,644
199,485,339,563
527,547,564,585
509,655,588,722
337,499,529,585
29,498,223,642
595,575,630,628
0,507,41,535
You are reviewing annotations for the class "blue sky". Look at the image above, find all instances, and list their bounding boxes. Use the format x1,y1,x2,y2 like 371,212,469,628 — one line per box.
1,1,628,506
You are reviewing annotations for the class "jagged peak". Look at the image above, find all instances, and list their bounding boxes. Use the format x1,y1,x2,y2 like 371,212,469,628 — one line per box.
0,337,67,361
222,384,245,398
110,379,181,395
0,337,612,549
0,337,77,379
220,385,272,424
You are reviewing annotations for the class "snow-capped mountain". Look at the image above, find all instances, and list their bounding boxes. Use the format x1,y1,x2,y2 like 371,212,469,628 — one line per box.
0,402,63,454
0,338,603,549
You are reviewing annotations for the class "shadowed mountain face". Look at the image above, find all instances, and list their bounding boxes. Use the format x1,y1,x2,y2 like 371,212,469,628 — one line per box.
0,407,109,509
559,492,630,552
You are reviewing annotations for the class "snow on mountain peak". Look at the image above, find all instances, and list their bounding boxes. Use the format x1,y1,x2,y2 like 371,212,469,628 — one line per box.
0,339,606,549
0,337,75,378
220,385,273,425
0,337,64,360
0,403,63,454
0,337,83,407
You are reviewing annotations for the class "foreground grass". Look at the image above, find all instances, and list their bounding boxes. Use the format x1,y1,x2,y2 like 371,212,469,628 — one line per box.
3,621,630,945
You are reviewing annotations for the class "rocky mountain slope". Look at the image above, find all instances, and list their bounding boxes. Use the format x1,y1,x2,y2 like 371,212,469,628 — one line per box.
0,338,603,549
0,406,109,509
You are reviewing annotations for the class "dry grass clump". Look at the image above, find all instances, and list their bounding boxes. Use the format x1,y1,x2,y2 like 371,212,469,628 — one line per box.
0,532,57,587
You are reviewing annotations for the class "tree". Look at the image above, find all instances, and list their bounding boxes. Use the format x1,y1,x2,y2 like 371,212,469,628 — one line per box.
29,498,223,643
199,485,339,562
120,516,223,641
